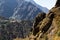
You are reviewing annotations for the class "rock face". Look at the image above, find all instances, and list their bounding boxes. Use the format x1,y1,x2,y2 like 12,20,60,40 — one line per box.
33,12,46,35
32,0,60,40
0,0,48,20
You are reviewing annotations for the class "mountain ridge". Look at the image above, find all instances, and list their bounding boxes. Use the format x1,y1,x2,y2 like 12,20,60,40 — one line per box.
0,0,48,20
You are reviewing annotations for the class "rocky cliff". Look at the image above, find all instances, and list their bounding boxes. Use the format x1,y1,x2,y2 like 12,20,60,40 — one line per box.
31,0,60,40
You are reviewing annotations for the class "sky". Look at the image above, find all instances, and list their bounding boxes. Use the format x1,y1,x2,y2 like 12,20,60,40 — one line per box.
34,0,57,9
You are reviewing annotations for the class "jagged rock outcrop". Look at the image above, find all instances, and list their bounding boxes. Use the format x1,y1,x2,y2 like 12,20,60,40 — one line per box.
31,0,60,40
33,12,46,35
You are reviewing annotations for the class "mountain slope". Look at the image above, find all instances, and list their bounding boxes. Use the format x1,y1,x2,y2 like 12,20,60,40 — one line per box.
0,0,18,18
11,1,43,20
0,0,48,20
31,0,60,40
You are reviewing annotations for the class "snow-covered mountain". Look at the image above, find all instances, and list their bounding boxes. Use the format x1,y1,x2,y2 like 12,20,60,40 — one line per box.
0,0,49,20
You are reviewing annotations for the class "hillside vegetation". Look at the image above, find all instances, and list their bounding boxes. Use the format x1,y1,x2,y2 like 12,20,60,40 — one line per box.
0,0,60,40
